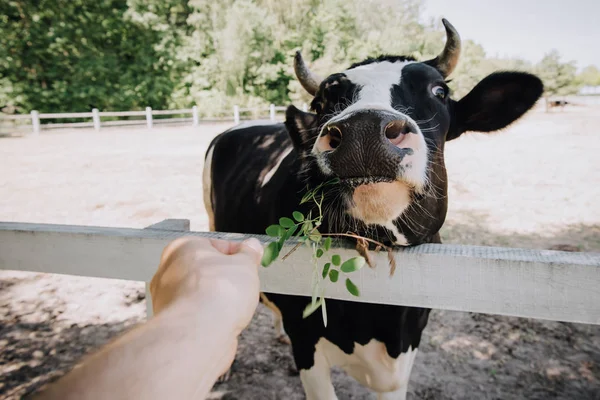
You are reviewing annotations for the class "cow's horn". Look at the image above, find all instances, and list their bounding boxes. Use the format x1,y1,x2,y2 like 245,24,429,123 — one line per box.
425,18,461,77
294,51,322,96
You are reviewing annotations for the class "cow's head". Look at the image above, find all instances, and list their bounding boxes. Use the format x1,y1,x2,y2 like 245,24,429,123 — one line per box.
285,19,543,246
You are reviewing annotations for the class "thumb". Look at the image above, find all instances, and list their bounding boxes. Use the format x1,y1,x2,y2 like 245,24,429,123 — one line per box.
235,238,264,266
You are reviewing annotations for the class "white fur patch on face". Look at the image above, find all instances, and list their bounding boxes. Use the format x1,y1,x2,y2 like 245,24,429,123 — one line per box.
332,60,414,122
202,146,215,231
394,128,428,194
311,337,418,395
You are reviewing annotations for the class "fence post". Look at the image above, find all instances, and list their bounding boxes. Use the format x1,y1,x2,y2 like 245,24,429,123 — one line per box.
145,107,153,129
302,103,308,112
270,104,275,121
92,108,100,131
233,105,240,124
31,111,40,135
192,106,199,126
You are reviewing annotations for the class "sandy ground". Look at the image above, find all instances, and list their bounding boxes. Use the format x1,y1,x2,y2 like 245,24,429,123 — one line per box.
1,107,599,399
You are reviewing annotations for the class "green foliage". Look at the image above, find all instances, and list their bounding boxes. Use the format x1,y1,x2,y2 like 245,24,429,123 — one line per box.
345,278,360,296
0,0,188,112
535,50,579,98
1,0,590,115
261,180,367,325
340,257,365,273
576,65,600,87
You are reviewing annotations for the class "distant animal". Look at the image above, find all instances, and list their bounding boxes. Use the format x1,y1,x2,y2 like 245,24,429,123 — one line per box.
548,100,569,108
203,18,543,400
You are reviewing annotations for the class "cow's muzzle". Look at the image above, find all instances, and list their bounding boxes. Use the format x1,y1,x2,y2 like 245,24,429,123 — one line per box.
313,110,423,181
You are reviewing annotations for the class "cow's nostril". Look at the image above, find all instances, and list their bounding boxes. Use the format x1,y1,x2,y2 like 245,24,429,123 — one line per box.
328,125,342,149
384,120,410,140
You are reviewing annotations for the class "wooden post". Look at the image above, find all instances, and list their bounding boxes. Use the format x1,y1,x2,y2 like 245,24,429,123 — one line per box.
270,104,276,121
31,110,40,135
233,105,240,124
145,107,153,129
302,103,308,112
192,106,199,126
143,219,191,319
92,108,100,131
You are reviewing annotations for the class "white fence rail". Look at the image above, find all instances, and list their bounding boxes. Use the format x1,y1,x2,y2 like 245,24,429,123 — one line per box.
1,220,599,324
0,103,308,135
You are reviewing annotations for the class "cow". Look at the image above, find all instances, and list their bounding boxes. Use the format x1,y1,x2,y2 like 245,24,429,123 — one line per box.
203,19,543,400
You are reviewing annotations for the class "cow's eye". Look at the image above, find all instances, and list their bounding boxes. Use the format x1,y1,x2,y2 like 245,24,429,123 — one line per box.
431,85,446,99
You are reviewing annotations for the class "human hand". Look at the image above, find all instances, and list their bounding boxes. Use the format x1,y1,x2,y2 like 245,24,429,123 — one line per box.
149,236,263,334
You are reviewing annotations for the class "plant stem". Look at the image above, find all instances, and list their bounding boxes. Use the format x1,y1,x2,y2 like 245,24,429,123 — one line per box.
281,225,320,261
319,233,392,251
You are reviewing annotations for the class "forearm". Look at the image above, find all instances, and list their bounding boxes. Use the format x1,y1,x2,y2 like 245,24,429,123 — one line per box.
33,296,237,400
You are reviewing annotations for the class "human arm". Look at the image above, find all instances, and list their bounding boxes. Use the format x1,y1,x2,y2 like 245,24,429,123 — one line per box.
32,236,263,400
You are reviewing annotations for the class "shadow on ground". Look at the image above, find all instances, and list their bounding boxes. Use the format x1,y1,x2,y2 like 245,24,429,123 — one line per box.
442,211,600,252
0,313,138,399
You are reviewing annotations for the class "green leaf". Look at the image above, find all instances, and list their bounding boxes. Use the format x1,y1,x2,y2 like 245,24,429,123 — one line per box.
331,254,341,266
293,211,304,222
316,249,324,258
261,242,280,267
309,231,322,242
323,237,332,251
321,297,328,327
302,298,323,318
282,224,299,241
279,217,295,228
265,224,282,237
302,220,313,234
329,269,339,282
345,278,360,297
278,235,287,249
300,191,312,204
340,257,366,273
322,263,331,278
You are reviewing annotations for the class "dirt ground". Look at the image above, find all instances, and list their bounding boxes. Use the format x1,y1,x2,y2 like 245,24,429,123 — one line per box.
1,106,599,399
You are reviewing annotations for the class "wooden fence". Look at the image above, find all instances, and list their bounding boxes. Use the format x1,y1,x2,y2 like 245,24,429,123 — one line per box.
0,104,307,135
1,219,599,324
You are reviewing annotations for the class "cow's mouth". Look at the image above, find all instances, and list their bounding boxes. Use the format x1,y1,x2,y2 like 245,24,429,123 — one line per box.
340,176,397,188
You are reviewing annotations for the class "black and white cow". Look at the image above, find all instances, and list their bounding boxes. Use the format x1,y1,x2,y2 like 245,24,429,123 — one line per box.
204,19,543,399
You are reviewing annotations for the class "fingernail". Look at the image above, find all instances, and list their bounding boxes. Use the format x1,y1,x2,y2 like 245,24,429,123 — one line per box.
242,238,263,255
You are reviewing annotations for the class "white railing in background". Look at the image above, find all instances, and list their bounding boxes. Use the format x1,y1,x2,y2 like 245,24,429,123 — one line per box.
1,220,599,323
0,103,308,135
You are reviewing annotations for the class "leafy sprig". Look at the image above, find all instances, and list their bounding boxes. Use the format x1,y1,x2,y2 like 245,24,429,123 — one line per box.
261,179,394,325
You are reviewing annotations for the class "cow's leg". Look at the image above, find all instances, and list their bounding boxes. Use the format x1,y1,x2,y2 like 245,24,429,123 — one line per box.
299,350,338,400
376,347,418,400
260,293,291,344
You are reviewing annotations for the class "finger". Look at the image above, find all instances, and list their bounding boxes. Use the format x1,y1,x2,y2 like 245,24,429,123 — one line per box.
208,238,239,254
234,238,264,266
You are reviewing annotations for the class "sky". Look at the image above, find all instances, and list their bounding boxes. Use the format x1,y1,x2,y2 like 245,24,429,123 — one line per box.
421,0,600,70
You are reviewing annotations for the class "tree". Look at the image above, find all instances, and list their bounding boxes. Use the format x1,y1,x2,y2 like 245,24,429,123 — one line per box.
0,0,581,116
535,50,578,110
576,65,600,87
0,0,180,112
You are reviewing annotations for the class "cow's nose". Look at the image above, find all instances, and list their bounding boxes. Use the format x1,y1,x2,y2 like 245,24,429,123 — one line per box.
316,113,417,153
315,124,343,152
384,119,417,146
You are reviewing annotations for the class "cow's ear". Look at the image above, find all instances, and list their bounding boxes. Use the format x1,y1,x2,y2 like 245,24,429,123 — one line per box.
447,72,543,141
285,105,319,149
